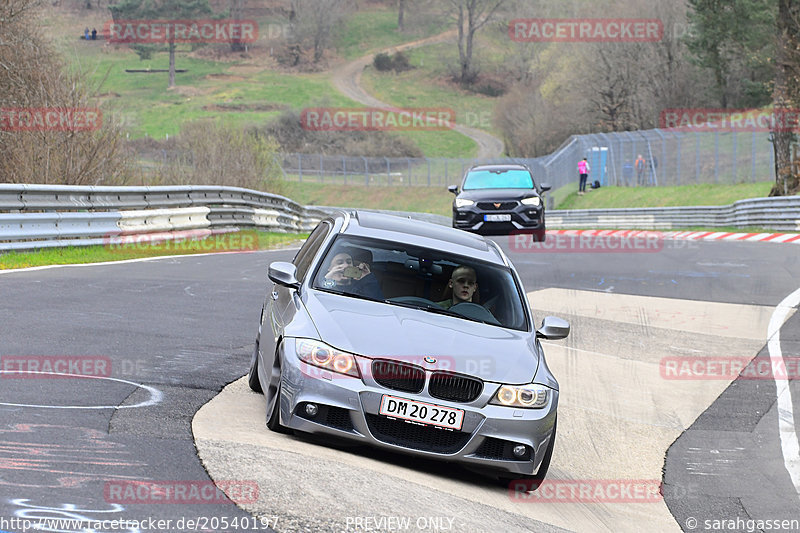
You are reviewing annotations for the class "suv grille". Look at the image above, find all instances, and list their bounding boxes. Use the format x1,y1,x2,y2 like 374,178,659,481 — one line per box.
429,372,483,402
477,201,517,210
372,360,425,393
365,414,470,454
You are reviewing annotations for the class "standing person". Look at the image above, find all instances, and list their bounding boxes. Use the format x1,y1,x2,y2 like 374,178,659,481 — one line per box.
635,154,646,186
91,28,97,40
577,157,590,196
84,27,90,40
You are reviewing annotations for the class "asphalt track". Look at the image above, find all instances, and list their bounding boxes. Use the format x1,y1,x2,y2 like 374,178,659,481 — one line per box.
0,236,798,532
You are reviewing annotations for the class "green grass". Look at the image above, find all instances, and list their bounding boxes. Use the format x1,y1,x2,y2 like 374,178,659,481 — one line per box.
361,42,501,127
335,8,449,60
283,182,454,216
0,231,306,269
76,48,359,138
554,182,779,210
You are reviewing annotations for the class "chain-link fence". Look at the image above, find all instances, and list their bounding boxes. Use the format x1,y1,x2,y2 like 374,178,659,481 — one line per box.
278,128,778,192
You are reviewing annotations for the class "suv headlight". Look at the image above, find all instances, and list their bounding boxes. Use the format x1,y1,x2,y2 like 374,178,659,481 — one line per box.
295,338,361,378
454,198,474,208
521,196,541,206
490,383,551,409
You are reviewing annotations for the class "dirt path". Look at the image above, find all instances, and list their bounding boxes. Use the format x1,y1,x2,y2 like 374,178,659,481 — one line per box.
330,30,505,159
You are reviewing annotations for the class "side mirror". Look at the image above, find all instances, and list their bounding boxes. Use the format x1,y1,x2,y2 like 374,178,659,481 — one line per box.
447,185,459,195
536,316,570,340
539,182,552,193
268,261,300,289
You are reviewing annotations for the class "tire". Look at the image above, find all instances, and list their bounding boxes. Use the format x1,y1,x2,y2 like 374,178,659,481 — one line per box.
247,337,263,393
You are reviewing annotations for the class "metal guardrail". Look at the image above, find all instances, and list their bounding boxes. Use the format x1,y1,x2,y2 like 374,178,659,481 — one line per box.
0,185,329,251
1,184,797,251
547,197,800,231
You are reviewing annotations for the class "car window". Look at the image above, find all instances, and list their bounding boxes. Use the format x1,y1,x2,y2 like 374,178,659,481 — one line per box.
311,235,529,331
463,169,534,190
292,221,331,281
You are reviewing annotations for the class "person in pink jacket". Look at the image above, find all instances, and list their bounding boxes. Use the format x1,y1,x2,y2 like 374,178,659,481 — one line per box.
577,158,590,195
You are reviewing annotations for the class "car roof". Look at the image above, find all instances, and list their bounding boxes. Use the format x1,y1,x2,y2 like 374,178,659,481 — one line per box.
467,163,531,172
335,210,508,265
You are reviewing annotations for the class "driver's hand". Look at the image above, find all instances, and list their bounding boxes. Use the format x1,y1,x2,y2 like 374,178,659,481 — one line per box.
326,263,347,281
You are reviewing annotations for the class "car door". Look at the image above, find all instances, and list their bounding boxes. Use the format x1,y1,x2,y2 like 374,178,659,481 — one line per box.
262,221,332,357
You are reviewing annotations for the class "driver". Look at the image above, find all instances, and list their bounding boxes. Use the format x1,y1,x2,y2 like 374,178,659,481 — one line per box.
437,265,478,309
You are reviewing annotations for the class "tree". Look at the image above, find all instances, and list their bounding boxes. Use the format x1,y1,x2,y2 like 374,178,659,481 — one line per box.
770,0,800,196
287,0,353,64
109,0,213,88
397,0,406,32
444,0,505,84
0,0,132,184
685,0,775,108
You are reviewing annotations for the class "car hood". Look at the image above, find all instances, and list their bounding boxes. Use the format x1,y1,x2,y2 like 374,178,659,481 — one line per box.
303,290,539,383
457,188,540,202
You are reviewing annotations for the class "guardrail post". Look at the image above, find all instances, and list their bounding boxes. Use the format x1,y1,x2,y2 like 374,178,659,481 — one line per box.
732,131,738,183
342,156,347,186
714,131,720,183
407,158,412,186
363,156,369,186
751,131,757,182
298,154,303,182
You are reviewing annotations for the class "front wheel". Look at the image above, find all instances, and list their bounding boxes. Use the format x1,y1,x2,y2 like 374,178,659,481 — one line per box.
266,359,291,434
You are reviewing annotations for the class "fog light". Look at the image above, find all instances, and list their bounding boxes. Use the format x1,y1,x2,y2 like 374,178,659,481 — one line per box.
305,403,318,417
512,445,527,458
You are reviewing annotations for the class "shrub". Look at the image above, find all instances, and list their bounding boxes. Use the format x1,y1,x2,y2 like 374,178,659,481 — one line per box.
373,52,394,71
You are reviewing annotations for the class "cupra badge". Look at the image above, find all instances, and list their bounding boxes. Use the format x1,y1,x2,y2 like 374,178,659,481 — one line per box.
424,356,436,364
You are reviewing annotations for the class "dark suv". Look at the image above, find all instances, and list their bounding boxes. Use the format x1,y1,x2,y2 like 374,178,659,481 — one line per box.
448,164,550,241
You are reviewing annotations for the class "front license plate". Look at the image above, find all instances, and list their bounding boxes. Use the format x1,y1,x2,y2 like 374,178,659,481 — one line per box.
484,214,511,222
379,395,464,430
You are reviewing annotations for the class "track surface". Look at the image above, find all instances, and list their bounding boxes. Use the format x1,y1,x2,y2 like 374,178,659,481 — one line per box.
0,238,798,532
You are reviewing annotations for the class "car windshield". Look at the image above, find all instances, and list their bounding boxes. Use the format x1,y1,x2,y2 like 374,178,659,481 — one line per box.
311,235,529,331
462,169,534,190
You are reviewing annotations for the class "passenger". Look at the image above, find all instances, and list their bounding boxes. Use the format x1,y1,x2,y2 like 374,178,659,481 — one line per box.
437,265,478,309
322,250,383,300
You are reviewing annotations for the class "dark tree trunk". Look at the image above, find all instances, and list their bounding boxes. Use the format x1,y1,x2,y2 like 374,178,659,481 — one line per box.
770,0,799,196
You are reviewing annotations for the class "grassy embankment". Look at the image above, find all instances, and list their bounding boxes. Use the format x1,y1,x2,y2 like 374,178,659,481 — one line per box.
0,232,306,270
43,7,469,156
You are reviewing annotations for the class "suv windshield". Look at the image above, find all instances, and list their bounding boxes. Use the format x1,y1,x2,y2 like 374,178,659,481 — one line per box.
311,235,529,331
463,168,534,190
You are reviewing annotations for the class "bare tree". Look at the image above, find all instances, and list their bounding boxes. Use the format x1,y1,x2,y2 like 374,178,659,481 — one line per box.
0,0,132,184
397,0,406,31
443,0,505,84
288,0,353,64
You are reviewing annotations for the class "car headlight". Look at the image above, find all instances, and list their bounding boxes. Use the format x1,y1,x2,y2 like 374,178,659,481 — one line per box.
521,196,541,206
454,198,474,208
490,384,551,409
295,338,361,378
